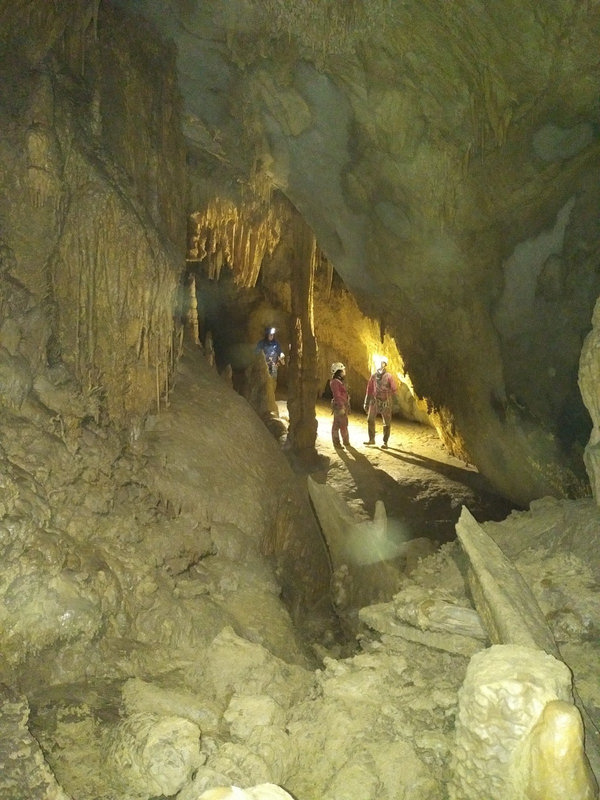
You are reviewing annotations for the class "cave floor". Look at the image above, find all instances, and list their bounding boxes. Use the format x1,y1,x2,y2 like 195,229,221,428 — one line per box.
280,399,517,547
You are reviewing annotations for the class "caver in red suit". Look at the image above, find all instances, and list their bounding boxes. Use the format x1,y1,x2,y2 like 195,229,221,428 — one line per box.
363,361,397,448
329,362,350,448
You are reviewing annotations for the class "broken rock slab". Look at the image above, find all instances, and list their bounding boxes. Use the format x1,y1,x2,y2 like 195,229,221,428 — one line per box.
359,601,486,658
391,583,488,640
455,505,558,654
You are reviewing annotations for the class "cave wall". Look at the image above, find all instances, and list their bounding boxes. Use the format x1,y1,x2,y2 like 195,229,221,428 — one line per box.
0,0,333,626
0,1,187,426
247,3,600,506
0,0,335,749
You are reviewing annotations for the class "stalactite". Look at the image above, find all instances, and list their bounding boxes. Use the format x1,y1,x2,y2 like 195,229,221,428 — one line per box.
75,241,83,379
324,255,334,299
155,359,160,413
188,196,281,288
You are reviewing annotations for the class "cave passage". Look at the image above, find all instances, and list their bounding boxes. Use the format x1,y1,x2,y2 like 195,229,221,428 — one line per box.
183,215,455,469
181,210,519,568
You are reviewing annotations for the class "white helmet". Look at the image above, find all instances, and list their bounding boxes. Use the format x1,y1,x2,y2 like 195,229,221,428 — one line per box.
331,362,345,376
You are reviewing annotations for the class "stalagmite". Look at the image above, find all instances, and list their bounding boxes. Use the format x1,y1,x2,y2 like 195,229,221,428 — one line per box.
449,645,590,800
308,476,416,616
519,700,598,800
286,214,320,463
308,477,395,568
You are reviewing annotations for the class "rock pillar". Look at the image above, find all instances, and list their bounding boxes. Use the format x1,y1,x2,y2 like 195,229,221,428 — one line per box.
286,216,320,465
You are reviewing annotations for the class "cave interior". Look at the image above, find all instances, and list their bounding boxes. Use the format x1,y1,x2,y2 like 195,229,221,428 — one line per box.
0,2,599,799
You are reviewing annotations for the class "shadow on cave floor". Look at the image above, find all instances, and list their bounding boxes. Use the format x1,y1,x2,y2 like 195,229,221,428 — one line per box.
282,400,519,546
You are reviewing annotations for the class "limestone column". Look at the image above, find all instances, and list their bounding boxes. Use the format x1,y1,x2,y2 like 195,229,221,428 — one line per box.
286,215,320,464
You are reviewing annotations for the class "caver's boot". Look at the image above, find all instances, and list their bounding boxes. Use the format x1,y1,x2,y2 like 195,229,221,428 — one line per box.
381,425,391,449
332,437,343,449
363,420,376,445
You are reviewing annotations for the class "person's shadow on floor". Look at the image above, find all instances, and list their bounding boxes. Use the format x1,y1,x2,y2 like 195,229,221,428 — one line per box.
330,444,516,544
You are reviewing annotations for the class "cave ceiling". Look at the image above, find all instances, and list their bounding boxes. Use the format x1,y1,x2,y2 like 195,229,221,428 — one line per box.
115,1,599,292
